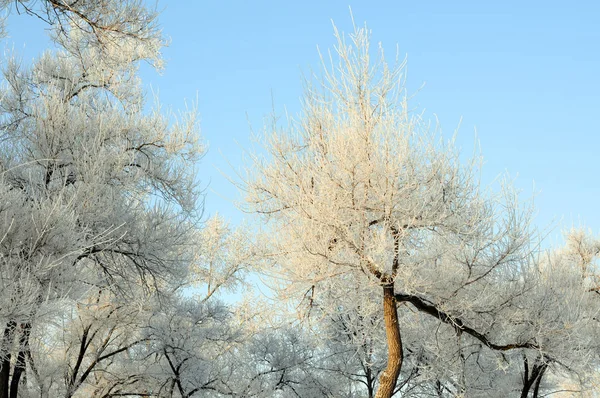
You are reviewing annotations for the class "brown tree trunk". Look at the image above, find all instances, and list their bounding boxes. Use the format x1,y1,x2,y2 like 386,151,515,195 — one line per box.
375,284,403,398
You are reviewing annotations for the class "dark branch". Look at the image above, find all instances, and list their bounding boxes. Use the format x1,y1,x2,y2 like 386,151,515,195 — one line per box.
395,292,540,351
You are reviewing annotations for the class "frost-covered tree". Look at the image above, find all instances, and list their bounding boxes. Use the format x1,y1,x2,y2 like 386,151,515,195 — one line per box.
2,0,164,68
133,217,258,398
504,230,600,397
0,2,203,397
244,22,540,398
19,289,156,398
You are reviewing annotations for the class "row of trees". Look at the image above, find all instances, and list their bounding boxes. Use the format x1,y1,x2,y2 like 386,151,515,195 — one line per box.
0,1,598,397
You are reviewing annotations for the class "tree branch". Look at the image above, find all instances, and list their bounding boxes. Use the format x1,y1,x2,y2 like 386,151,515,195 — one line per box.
395,292,540,351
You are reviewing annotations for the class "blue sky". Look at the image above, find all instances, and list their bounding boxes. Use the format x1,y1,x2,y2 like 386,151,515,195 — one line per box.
5,1,600,245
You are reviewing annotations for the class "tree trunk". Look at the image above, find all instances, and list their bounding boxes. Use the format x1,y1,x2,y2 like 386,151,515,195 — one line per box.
0,320,16,398
9,323,31,398
520,356,547,398
374,284,403,398
366,365,375,398
532,364,547,398
520,358,533,398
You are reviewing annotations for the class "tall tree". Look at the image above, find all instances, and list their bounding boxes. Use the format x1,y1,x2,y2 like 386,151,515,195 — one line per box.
0,2,202,397
244,22,537,398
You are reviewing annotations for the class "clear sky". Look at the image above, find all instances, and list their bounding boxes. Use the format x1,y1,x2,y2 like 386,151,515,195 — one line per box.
5,1,600,245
